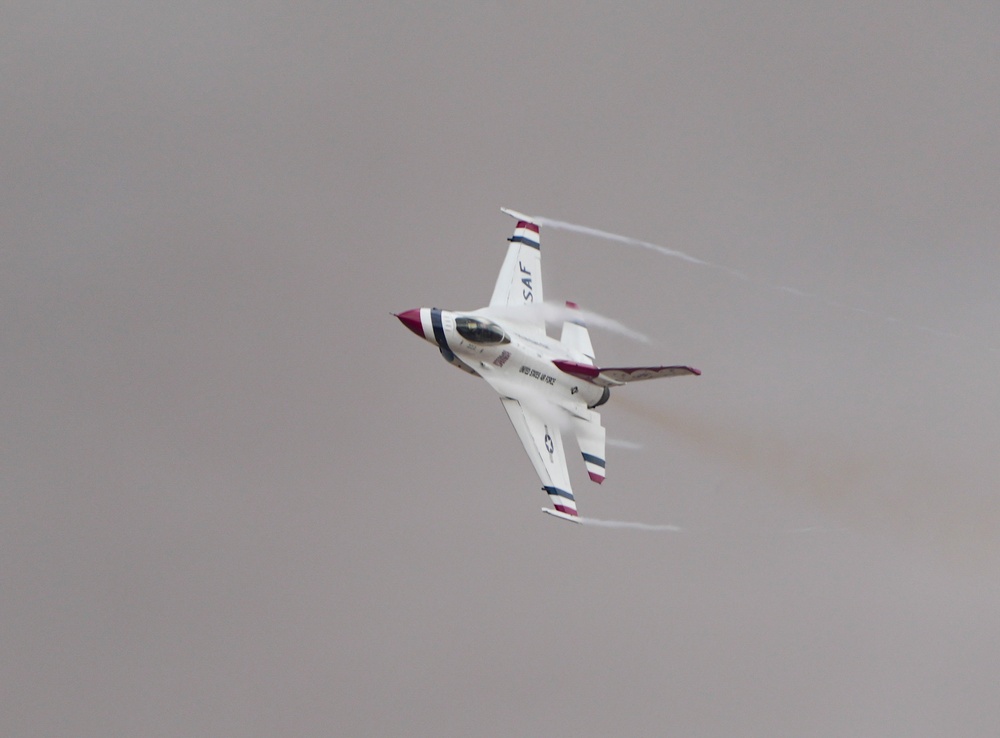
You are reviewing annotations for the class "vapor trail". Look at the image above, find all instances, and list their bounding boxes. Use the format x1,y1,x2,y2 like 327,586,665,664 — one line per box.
536,213,989,349
578,516,682,532
491,302,650,343
561,304,651,344
535,215,750,280
606,437,644,451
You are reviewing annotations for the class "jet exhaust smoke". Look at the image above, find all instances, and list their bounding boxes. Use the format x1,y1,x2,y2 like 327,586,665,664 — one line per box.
614,395,1000,559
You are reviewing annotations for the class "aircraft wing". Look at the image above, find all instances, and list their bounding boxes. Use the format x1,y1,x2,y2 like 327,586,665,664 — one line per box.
498,397,579,522
489,208,545,335
553,359,701,387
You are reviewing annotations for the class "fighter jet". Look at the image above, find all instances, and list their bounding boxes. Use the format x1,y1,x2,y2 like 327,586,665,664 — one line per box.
395,208,700,523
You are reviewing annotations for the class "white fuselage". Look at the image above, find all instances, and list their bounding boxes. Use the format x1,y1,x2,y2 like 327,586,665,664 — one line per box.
395,209,698,522
398,306,609,411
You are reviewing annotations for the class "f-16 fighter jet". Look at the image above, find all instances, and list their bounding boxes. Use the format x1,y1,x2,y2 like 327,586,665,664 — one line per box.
395,208,700,523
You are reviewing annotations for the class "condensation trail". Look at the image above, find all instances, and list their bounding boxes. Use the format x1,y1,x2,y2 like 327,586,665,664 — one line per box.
553,303,650,344
535,213,990,349
490,301,650,343
606,438,644,450
578,516,682,532
535,215,750,281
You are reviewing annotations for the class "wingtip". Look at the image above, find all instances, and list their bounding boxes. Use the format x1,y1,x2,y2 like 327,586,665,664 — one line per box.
542,507,582,524
501,206,534,223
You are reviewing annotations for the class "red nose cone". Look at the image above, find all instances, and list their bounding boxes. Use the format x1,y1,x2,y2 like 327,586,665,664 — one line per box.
395,309,424,337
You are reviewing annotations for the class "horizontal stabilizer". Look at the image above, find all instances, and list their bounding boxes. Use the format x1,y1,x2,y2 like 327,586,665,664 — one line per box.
570,410,606,484
542,507,582,524
553,359,700,387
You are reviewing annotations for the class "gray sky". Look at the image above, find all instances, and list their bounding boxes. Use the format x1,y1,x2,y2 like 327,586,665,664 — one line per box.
4,2,1000,735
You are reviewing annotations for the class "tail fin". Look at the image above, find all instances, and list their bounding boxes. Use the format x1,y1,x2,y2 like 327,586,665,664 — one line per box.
559,301,596,364
554,360,700,387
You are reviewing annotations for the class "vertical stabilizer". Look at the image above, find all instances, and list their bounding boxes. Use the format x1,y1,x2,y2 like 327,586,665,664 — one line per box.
559,301,596,365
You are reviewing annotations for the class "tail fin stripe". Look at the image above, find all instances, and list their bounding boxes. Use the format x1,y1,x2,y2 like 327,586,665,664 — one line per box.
543,485,575,501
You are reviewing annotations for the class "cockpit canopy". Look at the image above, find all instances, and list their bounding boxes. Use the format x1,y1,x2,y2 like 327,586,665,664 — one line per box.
455,316,509,345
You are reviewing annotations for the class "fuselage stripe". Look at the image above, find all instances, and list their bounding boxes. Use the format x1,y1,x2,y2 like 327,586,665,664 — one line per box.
430,308,455,362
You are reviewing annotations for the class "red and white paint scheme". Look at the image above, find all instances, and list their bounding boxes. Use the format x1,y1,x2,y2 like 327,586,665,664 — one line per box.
395,208,700,523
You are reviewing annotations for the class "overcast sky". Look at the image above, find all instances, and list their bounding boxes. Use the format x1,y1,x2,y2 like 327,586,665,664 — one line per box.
4,2,1000,736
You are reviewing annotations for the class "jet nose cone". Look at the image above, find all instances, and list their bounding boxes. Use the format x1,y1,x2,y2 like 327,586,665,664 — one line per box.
395,308,424,337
